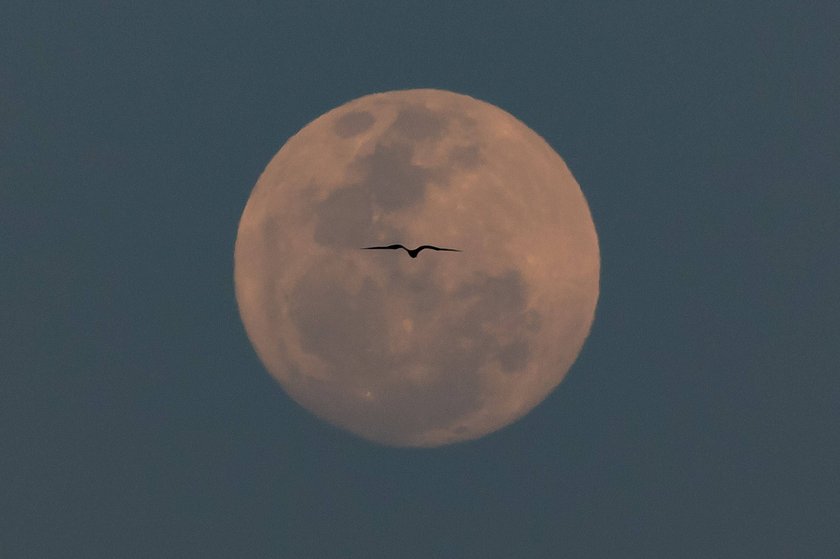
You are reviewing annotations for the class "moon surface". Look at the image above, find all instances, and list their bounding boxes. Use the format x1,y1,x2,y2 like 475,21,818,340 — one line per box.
234,89,599,447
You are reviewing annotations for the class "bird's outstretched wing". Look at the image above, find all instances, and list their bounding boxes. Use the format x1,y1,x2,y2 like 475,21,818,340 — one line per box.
362,244,407,251
416,245,461,252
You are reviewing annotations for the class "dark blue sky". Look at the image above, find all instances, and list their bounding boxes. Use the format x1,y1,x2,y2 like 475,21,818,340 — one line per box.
3,3,838,557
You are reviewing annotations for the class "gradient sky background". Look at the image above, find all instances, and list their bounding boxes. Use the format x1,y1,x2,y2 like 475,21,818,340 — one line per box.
3,3,838,557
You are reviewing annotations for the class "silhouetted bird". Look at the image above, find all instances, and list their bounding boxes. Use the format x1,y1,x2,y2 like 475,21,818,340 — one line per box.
362,244,462,258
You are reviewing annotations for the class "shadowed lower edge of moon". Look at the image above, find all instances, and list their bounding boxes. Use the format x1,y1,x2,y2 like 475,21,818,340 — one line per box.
275,262,543,446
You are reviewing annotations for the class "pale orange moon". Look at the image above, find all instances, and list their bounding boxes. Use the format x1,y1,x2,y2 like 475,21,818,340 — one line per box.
234,89,599,447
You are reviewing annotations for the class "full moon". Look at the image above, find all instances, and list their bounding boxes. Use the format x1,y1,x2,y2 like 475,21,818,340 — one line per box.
234,89,599,447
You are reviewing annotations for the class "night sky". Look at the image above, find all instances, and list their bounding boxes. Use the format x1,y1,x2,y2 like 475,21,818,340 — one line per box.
3,3,838,557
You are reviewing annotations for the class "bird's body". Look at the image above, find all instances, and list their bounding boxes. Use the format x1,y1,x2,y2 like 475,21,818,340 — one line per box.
362,244,461,258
